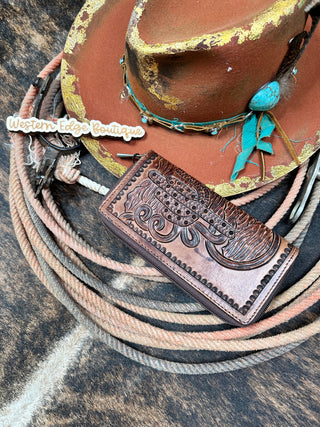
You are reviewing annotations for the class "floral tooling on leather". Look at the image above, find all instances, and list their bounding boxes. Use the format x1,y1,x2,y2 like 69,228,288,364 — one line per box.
119,157,280,271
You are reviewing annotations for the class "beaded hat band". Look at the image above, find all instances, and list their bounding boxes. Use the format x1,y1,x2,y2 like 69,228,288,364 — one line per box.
121,4,319,181
61,0,320,196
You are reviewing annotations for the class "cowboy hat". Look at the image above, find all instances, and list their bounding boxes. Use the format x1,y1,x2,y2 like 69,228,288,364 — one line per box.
61,0,320,196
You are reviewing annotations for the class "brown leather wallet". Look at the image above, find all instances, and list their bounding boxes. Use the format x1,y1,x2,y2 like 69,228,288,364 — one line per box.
99,151,298,326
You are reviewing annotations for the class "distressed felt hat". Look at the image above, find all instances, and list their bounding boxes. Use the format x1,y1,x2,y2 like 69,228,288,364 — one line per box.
61,0,320,196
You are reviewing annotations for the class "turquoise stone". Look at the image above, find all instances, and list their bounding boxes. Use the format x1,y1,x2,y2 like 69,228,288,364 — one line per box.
249,81,280,111
141,115,148,124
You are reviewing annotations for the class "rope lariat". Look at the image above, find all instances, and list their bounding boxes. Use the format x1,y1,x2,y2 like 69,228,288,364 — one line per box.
8,53,320,374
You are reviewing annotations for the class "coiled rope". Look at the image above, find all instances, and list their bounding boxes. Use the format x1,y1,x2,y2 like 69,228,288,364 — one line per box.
8,52,320,374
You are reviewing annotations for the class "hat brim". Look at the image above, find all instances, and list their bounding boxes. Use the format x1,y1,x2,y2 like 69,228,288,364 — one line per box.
61,0,320,196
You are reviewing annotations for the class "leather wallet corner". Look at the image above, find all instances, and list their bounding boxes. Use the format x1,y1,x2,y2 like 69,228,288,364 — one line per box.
99,151,298,326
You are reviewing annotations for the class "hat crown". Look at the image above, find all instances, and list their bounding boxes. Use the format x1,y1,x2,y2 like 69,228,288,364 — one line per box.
136,0,276,44
125,0,307,122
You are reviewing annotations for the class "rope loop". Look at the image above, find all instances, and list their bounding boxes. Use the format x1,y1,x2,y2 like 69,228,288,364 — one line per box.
8,53,320,374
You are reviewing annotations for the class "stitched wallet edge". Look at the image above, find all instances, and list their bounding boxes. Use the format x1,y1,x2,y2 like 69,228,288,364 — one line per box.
99,151,298,326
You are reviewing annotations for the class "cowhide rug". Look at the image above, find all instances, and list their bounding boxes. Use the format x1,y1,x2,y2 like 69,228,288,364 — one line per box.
0,1,319,425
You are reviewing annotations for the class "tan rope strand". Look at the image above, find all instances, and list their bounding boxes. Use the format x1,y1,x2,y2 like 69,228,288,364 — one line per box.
265,160,309,228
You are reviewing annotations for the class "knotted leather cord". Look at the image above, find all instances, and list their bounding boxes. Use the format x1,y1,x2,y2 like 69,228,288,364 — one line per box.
7,53,320,373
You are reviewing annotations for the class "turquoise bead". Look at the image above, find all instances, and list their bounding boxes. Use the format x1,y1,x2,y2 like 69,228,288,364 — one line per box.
249,81,280,111
141,115,148,124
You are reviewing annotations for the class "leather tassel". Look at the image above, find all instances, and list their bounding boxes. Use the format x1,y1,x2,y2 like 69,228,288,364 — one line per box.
266,111,300,167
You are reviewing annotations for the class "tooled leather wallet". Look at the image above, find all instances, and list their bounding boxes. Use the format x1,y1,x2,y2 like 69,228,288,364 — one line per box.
99,151,298,326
